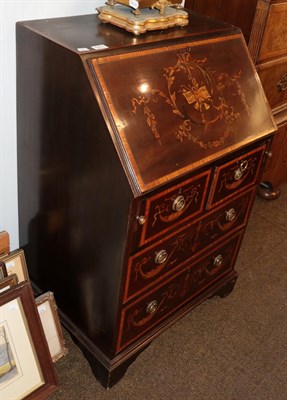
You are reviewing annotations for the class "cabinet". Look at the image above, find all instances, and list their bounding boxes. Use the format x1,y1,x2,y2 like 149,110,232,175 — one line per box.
185,0,287,198
16,12,276,387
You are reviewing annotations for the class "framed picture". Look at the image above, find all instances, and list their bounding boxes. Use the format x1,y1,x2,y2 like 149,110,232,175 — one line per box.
0,281,57,399
0,249,29,283
36,292,68,362
0,274,18,294
0,260,7,280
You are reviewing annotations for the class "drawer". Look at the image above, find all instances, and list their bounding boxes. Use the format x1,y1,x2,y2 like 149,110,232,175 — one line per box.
137,170,211,247
207,145,266,208
258,2,287,62
257,56,287,110
123,186,255,302
117,231,243,352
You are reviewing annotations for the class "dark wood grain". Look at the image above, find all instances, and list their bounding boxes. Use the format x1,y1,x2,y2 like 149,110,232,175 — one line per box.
89,35,275,193
17,23,133,358
185,0,259,43
18,12,238,55
16,13,275,388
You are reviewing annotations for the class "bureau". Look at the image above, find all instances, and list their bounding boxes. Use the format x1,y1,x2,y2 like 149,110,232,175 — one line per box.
185,0,287,198
17,12,276,387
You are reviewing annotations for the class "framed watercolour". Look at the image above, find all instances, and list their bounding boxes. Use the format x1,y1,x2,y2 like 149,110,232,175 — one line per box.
36,292,68,362
0,249,29,283
0,260,7,280
0,273,18,294
0,281,57,399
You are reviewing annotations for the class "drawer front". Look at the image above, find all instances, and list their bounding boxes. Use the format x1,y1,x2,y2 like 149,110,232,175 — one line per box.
257,56,287,110
138,170,211,246
208,145,266,208
124,187,255,302
258,2,287,62
118,231,243,352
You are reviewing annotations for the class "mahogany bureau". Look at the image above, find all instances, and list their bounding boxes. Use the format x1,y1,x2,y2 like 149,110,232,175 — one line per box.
185,0,287,198
16,12,276,387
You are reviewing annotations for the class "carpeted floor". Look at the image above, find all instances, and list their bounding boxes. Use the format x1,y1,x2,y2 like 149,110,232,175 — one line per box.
50,184,287,400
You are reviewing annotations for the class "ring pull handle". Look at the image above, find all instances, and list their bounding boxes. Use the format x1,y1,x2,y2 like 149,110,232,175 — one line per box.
234,160,249,181
146,300,158,314
225,208,236,222
240,160,248,172
277,73,287,92
155,249,168,265
172,195,186,212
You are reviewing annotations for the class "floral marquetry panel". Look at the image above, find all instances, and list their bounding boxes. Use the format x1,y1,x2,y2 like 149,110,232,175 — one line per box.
89,35,275,194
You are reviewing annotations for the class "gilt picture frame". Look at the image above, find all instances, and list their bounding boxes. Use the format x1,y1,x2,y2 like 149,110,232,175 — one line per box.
0,281,57,399
36,291,68,362
0,249,29,283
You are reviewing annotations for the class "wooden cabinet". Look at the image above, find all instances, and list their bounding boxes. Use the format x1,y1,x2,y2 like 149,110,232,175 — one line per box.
16,12,276,388
184,0,259,43
256,1,287,195
186,0,287,197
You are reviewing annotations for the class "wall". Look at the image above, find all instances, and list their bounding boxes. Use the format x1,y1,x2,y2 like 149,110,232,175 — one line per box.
0,1,101,250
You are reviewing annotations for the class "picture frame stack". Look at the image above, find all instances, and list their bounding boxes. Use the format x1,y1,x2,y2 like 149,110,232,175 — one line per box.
0,232,68,398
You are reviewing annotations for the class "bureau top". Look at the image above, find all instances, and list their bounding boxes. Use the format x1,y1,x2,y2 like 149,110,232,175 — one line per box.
17,12,277,195
17,11,238,55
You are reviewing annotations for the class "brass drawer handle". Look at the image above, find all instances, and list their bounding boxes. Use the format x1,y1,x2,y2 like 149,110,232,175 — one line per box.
155,249,168,265
234,160,248,181
277,73,287,92
213,254,224,268
225,208,236,222
146,300,158,314
137,215,146,225
172,195,186,212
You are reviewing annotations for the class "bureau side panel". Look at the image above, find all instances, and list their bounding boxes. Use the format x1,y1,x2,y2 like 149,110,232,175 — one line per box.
16,24,133,356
